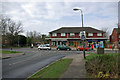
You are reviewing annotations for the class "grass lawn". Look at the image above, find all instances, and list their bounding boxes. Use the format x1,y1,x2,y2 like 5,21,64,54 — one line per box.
27,59,73,79
2,50,21,54
85,53,118,78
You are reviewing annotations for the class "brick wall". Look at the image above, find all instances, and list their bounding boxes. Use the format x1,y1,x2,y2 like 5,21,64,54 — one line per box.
110,29,118,43
50,33,104,38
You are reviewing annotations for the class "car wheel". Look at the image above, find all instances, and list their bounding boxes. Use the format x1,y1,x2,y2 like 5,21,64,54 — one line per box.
67,49,70,51
57,48,60,50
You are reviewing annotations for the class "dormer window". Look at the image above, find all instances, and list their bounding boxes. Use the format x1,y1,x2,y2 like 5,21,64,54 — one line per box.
70,33,75,36
61,33,66,36
52,33,57,36
97,33,102,36
88,33,93,36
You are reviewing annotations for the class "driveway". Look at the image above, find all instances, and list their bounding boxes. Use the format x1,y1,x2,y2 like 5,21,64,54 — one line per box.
2,48,82,79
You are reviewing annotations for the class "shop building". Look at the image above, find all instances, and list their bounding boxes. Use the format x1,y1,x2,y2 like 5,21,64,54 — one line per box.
46,27,107,48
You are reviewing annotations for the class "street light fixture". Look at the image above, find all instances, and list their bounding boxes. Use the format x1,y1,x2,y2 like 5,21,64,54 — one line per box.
73,8,86,59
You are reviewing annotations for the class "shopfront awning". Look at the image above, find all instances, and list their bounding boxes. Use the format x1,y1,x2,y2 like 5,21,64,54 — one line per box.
45,37,107,41
51,38,67,41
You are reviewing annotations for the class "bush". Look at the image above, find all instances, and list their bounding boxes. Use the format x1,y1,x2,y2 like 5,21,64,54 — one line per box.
85,53,118,78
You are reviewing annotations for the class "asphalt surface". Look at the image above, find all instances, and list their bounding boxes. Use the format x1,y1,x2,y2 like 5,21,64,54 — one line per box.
2,48,82,79
2,48,118,79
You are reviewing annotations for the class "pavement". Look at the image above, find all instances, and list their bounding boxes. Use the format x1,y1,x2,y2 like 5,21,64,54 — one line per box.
2,53,25,59
60,54,86,78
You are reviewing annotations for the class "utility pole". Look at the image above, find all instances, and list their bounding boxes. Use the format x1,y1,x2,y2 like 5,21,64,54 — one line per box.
73,8,86,59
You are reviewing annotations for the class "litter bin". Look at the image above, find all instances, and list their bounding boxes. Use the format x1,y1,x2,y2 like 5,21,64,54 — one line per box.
97,48,104,54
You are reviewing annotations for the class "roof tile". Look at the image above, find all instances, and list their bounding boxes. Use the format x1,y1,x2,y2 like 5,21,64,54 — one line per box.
49,27,105,33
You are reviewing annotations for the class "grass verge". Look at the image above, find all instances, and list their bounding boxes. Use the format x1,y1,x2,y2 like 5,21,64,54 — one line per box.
85,53,118,78
27,59,73,80
2,50,21,54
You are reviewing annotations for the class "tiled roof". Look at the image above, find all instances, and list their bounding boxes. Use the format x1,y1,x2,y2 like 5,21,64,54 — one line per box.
49,27,105,33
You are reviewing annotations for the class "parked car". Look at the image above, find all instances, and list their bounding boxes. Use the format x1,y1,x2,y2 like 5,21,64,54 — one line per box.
38,45,51,50
57,45,71,50
76,46,90,51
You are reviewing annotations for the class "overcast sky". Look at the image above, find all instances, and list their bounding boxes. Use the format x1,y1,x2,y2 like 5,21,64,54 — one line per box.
1,1,118,36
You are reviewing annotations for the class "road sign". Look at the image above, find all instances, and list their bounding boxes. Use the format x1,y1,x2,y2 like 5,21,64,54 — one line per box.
81,34,85,40
80,31,86,40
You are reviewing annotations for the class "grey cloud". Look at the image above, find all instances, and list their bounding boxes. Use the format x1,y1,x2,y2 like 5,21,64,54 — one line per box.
1,2,118,35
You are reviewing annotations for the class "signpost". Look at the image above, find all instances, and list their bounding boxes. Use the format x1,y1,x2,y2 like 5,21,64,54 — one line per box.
80,31,86,41
80,31,86,59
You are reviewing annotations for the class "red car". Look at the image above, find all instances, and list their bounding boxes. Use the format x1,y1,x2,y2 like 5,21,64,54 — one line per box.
76,46,90,51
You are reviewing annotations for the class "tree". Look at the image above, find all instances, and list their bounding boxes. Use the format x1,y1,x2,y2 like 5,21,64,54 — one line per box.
0,15,24,46
8,21,23,36
26,31,42,45
40,34,49,44
18,35,27,47
101,27,110,39
0,15,9,35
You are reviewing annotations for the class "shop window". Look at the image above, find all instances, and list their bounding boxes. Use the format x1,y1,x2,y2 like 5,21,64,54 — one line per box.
52,33,57,36
70,33,75,36
88,33,93,36
69,41,73,46
97,33,102,36
52,42,56,46
61,33,66,36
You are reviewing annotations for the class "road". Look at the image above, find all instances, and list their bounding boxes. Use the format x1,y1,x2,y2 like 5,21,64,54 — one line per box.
2,48,118,79
2,48,82,79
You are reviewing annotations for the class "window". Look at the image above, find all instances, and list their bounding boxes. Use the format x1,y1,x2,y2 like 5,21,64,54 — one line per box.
119,35,120,39
70,33,75,36
61,33,66,36
52,42,56,46
52,33,57,36
88,33,93,36
97,33,102,36
69,41,73,46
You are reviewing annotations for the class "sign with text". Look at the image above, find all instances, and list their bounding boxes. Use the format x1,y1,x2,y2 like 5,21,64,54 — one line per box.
80,31,86,40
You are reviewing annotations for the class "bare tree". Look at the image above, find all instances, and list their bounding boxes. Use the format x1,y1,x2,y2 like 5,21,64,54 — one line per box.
26,31,42,45
101,27,110,39
0,15,24,46
0,15,9,35
8,21,23,36
0,15,23,36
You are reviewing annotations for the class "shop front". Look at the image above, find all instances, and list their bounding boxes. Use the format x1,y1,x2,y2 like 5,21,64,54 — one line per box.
87,39,104,49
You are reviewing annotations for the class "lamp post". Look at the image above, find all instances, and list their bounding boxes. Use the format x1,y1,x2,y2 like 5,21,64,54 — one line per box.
73,8,86,59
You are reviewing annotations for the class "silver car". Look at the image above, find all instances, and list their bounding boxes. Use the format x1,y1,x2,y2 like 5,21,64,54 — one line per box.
38,45,51,50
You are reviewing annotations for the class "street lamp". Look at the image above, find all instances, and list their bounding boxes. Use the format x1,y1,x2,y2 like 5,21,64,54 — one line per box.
73,8,86,59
